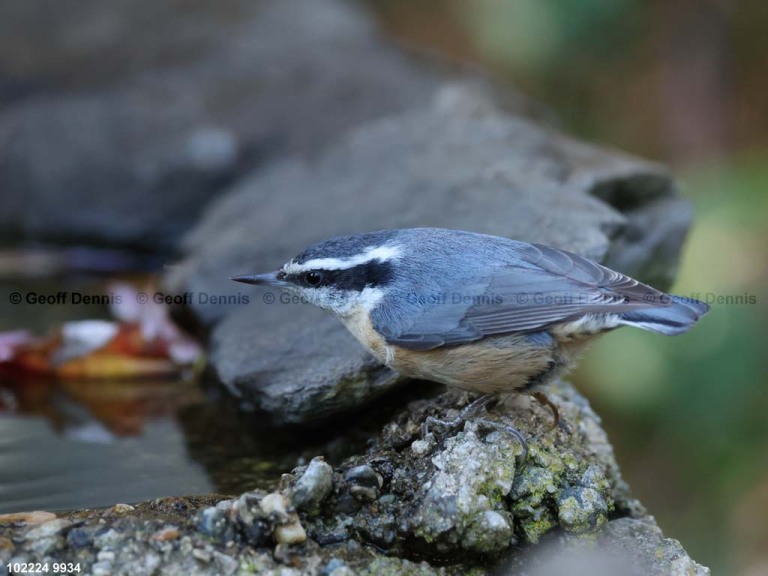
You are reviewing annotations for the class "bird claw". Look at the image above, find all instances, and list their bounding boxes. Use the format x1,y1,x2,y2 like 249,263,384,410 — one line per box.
475,418,529,463
531,391,565,432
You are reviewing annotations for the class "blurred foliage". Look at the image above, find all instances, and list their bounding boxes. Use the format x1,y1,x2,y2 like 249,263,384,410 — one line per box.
366,1,768,573
584,156,768,574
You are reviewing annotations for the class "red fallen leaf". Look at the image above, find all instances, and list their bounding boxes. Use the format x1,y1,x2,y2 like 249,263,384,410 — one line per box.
0,331,59,376
103,322,165,357
107,283,203,364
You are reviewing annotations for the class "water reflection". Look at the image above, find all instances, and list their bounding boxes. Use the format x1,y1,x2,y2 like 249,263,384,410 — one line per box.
0,415,213,514
0,376,209,513
0,372,431,513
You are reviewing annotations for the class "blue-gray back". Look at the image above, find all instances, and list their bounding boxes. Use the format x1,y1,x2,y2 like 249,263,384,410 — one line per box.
368,228,665,349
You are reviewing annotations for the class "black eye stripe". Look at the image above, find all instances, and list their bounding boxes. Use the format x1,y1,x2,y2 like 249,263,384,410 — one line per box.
288,260,394,291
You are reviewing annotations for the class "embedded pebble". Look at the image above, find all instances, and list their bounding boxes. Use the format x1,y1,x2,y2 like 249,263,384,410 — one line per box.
292,457,334,511
197,500,236,542
212,550,239,576
91,562,112,576
345,465,382,502
193,548,212,563
275,519,307,545
151,526,181,541
410,439,432,457
22,519,71,540
97,550,116,562
260,493,289,517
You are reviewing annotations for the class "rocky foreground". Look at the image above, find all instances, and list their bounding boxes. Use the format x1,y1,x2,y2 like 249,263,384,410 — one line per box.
0,382,709,575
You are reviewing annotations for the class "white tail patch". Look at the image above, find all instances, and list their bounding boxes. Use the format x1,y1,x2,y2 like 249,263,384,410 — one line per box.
551,313,622,340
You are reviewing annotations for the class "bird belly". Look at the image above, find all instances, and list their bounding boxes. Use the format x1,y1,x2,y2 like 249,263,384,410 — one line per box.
388,333,558,394
340,308,600,394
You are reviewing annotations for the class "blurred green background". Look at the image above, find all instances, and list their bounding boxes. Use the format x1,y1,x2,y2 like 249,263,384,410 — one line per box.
364,1,768,574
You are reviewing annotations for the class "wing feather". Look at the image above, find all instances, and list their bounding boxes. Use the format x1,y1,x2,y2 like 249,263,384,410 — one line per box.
379,243,668,350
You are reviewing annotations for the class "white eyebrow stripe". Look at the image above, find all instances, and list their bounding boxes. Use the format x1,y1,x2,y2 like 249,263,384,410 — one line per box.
284,245,401,274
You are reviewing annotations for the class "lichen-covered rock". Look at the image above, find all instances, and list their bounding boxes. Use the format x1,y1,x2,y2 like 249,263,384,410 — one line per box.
501,516,711,576
509,465,560,542
268,381,673,566
410,422,518,554
0,383,708,575
557,486,609,534
511,458,614,542
196,381,625,563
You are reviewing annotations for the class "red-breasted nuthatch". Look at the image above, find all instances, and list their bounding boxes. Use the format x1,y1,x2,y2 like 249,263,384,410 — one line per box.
233,228,709,443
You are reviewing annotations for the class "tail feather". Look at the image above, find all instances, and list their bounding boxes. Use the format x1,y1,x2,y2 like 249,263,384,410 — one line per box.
620,295,710,335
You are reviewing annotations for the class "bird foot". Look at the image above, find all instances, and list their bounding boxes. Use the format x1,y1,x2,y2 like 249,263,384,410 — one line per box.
420,394,496,437
420,394,528,462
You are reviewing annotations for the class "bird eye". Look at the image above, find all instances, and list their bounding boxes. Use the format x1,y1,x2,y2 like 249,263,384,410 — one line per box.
305,271,323,286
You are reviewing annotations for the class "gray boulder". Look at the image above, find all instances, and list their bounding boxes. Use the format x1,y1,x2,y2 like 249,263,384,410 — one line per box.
168,84,692,424
0,0,446,250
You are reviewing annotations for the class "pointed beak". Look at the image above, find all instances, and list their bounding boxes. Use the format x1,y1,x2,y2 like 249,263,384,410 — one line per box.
231,271,286,287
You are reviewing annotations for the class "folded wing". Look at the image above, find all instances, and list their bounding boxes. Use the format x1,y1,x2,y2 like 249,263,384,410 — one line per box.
376,243,669,350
